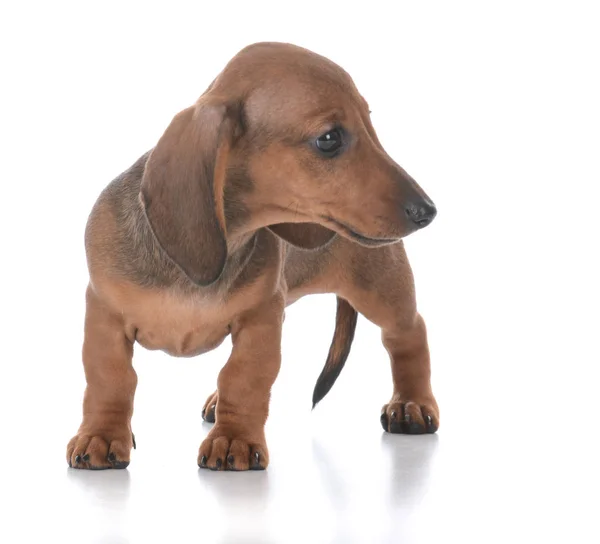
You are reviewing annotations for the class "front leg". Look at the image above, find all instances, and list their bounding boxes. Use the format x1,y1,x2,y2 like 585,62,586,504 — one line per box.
379,313,439,434
333,240,439,435
67,285,137,469
198,294,284,471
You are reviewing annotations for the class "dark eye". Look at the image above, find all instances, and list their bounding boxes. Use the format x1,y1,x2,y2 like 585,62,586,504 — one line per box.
315,129,343,156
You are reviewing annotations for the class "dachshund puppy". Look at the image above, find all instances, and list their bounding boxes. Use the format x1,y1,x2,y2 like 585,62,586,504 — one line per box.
67,42,438,471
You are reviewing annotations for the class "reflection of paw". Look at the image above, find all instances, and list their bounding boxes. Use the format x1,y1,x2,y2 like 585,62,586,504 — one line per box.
201,390,218,423
198,427,268,471
380,398,439,434
67,430,134,470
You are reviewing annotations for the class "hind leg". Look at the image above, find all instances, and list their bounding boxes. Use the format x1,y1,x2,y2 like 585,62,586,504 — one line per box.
202,390,218,423
334,240,439,434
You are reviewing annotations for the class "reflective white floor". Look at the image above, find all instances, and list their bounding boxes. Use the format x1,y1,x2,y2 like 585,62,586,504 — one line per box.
3,294,599,544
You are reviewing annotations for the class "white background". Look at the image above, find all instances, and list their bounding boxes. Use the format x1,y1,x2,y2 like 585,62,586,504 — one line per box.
1,1,599,543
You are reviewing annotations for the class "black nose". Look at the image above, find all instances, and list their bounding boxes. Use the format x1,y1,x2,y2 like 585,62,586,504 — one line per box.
405,200,437,228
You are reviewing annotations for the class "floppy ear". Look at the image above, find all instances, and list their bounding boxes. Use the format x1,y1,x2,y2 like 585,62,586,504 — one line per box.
141,101,236,285
268,223,336,250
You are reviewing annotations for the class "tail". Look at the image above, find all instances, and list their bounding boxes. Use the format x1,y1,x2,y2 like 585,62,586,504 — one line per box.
312,296,358,408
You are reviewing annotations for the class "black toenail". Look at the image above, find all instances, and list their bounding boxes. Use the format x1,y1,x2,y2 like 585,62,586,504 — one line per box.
211,404,216,412
75,455,82,464
227,455,234,466
83,454,90,462
425,415,437,433
391,411,397,420
380,412,389,431
200,455,207,467
216,458,222,469
201,408,206,419
132,433,137,449
108,452,116,462
250,451,262,470
405,413,412,423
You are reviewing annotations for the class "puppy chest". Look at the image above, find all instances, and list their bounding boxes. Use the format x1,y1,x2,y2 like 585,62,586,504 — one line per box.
97,278,233,358
133,318,230,358
119,293,230,357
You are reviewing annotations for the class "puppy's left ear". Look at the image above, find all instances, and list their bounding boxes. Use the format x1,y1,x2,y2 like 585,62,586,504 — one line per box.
268,223,336,250
141,99,240,285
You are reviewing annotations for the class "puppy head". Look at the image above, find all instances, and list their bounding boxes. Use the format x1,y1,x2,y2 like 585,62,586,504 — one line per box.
218,42,437,246
141,42,436,285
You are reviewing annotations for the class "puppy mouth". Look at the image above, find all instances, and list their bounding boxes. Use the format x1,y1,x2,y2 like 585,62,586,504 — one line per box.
320,216,399,247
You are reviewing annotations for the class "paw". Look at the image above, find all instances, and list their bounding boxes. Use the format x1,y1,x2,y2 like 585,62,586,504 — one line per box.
380,398,439,434
67,430,135,470
201,390,218,423
198,427,268,471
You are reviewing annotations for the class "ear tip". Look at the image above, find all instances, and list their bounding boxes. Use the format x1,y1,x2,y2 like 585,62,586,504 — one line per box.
182,242,228,286
186,270,223,287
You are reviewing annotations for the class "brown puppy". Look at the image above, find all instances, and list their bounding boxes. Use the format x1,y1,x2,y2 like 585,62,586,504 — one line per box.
67,42,439,471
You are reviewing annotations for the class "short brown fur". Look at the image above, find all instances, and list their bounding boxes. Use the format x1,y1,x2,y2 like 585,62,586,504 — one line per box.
67,42,439,471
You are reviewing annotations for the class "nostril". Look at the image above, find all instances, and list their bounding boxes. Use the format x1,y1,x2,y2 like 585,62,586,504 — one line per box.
405,201,437,227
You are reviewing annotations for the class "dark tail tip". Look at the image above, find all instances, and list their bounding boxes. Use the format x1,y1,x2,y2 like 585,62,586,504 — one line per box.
312,297,358,408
